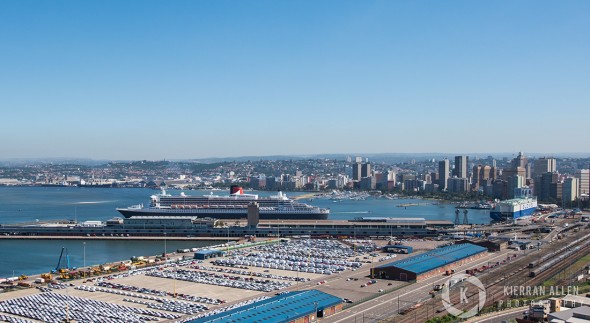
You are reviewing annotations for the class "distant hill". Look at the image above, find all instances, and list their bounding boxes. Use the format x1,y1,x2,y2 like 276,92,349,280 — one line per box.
1,152,587,166
0,158,114,167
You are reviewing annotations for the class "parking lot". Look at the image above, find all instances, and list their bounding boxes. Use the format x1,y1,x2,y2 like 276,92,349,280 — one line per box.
0,238,440,322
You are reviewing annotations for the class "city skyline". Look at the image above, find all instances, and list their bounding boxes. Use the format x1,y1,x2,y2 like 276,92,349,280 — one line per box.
1,1,589,160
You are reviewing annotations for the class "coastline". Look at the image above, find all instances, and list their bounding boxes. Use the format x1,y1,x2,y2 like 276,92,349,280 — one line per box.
0,235,241,241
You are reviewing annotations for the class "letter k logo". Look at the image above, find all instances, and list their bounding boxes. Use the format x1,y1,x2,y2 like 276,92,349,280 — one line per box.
460,286,469,304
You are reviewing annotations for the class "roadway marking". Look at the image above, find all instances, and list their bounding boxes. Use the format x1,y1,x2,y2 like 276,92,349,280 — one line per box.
328,251,515,323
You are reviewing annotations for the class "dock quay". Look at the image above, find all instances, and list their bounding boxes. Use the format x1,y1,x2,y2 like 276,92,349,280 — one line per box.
0,235,240,241
0,217,454,239
1,213,589,323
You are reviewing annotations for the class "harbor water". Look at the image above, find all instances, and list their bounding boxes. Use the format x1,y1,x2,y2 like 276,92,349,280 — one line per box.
0,187,491,277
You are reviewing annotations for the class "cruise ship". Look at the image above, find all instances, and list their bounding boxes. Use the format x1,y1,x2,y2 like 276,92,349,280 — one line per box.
489,196,538,221
117,186,330,220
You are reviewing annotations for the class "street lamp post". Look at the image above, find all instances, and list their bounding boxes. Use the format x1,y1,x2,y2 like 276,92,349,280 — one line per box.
371,255,375,279
83,242,86,278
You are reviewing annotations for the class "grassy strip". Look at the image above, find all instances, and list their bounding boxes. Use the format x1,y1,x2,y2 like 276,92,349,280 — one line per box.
542,253,590,287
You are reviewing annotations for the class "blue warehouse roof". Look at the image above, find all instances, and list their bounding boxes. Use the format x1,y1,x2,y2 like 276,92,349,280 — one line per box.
377,243,487,275
188,290,342,323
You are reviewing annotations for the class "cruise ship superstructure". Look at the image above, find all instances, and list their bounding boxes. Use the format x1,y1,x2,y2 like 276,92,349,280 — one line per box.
117,186,329,220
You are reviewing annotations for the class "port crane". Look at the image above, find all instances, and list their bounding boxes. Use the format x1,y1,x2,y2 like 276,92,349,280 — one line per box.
51,247,70,274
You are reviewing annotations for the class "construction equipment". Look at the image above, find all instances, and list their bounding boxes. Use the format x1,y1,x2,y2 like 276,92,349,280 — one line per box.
132,261,147,268
41,273,53,281
18,274,28,281
68,271,80,279
52,247,71,274
17,282,32,288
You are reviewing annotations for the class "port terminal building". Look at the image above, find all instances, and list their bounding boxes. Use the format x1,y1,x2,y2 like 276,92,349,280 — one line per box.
0,217,453,239
188,290,343,323
372,243,488,281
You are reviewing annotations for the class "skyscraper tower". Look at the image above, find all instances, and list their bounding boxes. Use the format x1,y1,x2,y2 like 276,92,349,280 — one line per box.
361,162,371,178
511,152,530,179
453,155,469,179
352,162,362,181
352,157,371,181
533,157,557,178
533,157,557,197
439,159,450,191
576,169,589,196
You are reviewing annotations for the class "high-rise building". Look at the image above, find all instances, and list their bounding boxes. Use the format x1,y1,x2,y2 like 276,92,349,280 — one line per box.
550,181,563,203
563,177,579,202
352,157,371,182
360,176,376,190
438,159,450,191
472,165,495,190
266,177,279,191
453,156,469,179
404,178,417,192
533,157,557,178
502,167,527,199
511,152,531,179
533,157,556,197
382,170,396,190
510,175,526,197
431,172,438,184
538,172,559,201
384,170,396,182
575,169,589,196
448,177,469,193
352,159,362,181
493,180,508,199
400,174,415,191
361,162,371,178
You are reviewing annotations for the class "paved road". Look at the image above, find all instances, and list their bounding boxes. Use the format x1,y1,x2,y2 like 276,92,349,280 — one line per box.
323,249,519,322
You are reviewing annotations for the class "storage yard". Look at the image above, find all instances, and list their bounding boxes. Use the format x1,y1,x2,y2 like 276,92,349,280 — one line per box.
2,213,590,323
0,238,439,322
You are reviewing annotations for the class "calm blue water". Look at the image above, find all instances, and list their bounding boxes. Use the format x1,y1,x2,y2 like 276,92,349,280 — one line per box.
0,239,213,278
0,187,491,277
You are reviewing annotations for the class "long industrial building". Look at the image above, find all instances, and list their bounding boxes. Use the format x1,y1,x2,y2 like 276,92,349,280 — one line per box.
188,290,343,323
373,243,488,281
0,217,454,238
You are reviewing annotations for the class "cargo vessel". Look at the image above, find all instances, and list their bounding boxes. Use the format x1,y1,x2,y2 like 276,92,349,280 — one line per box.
117,186,330,220
489,196,537,221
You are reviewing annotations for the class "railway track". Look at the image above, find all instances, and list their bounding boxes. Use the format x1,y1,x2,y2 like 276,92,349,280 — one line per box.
384,229,590,323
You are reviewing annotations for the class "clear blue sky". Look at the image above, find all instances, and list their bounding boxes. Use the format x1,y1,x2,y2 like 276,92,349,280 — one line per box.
1,1,588,160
